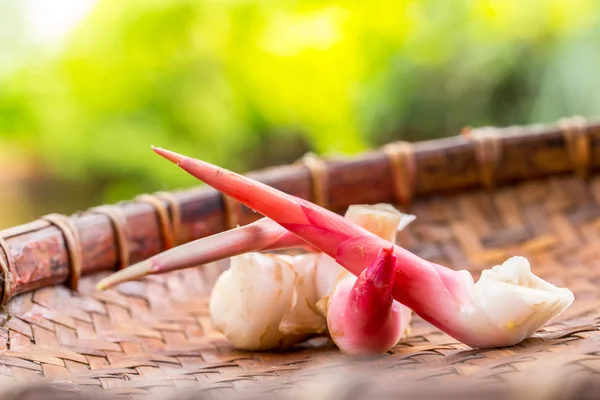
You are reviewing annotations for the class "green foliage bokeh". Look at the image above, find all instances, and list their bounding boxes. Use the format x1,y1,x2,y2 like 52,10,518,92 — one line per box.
1,0,600,202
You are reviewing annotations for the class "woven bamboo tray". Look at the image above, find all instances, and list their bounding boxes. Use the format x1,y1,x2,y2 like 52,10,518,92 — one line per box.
1,116,600,399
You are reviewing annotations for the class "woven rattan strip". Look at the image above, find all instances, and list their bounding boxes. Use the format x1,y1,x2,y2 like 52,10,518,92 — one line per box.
0,237,12,306
468,127,502,190
88,206,131,270
40,214,83,291
560,116,590,180
299,152,329,209
223,195,241,230
154,191,182,245
135,194,176,250
383,141,416,206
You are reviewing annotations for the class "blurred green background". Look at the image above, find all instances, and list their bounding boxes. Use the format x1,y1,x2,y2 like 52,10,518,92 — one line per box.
1,0,599,227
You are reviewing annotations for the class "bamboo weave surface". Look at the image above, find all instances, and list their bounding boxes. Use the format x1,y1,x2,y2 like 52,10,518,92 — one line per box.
1,172,600,398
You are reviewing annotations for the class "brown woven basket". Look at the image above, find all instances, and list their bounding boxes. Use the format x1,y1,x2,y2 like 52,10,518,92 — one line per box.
1,116,600,399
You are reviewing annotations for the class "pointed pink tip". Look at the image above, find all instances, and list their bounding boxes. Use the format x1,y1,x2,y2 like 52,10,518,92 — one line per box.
367,246,396,288
152,146,187,166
